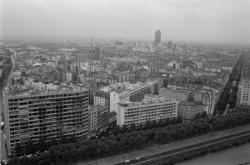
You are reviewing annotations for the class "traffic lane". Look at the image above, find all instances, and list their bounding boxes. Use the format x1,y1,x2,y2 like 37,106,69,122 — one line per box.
0,91,8,162
0,117,8,162
0,55,14,162
0,129,8,162
0,55,14,89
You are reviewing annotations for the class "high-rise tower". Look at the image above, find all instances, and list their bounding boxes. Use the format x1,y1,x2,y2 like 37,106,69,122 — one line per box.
154,30,161,46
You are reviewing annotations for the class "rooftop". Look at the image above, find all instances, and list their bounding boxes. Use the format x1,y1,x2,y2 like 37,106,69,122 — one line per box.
6,83,88,97
115,81,157,94
180,101,204,106
119,94,178,108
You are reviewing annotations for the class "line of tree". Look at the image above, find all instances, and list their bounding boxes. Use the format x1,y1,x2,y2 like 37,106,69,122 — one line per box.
228,54,244,109
13,117,181,156
7,110,250,165
214,54,244,115
108,117,182,136
14,135,77,156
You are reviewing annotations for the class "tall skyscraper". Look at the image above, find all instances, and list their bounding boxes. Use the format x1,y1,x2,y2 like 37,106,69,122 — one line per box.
154,29,161,46
89,46,100,60
167,41,173,49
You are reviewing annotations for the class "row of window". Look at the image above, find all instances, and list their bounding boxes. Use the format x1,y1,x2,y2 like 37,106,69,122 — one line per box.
8,93,88,102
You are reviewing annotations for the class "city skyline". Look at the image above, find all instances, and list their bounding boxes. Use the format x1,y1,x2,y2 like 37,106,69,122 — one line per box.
1,0,250,44
1,1,250,165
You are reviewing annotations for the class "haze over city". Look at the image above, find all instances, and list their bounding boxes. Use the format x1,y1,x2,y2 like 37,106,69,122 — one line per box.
1,1,250,165
1,0,250,44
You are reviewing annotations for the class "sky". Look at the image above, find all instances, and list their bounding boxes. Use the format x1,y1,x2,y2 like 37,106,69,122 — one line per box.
1,0,250,44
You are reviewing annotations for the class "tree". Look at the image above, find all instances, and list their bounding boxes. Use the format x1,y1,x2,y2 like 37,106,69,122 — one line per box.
8,111,250,165
14,143,22,155
129,123,136,131
24,140,36,154
36,137,47,152
151,120,158,128
195,111,207,119
144,120,152,129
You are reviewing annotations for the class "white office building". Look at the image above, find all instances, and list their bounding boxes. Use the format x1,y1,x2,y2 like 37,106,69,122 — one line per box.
117,94,178,127
110,81,158,114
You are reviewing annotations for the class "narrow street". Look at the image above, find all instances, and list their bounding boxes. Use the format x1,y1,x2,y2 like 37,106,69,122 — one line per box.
0,54,15,163
0,90,8,163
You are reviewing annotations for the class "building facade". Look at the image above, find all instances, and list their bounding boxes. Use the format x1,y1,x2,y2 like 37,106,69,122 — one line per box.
154,30,161,46
237,79,250,108
237,54,250,109
89,47,100,60
178,101,204,120
4,90,89,155
117,94,178,127
110,81,158,114
89,106,98,134
201,87,219,115
88,105,110,135
94,91,110,106
160,85,218,116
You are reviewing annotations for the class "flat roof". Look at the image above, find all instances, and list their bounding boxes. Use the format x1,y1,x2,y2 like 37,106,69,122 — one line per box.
7,89,88,99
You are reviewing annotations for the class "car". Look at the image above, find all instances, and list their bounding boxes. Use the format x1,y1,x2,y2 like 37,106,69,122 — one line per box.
124,160,130,163
0,122,4,129
27,154,33,158
1,160,8,165
135,157,141,160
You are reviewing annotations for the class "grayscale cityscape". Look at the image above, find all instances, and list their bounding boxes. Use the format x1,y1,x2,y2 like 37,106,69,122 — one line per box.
0,0,250,165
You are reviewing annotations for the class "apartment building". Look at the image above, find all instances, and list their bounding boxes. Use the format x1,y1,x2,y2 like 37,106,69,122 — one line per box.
4,90,89,155
160,85,218,116
237,79,250,108
110,81,158,114
201,87,219,115
159,85,202,102
117,94,178,127
237,54,250,109
178,101,204,120
89,106,98,134
159,87,189,101
88,105,109,135
94,91,110,106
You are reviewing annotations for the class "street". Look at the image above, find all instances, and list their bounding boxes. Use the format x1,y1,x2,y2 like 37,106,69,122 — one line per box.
0,54,15,163
0,90,8,163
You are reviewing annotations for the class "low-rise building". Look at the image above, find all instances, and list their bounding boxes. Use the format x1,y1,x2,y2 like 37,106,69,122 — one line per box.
160,85,218,116
159,86,201,102
178,101,204,121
